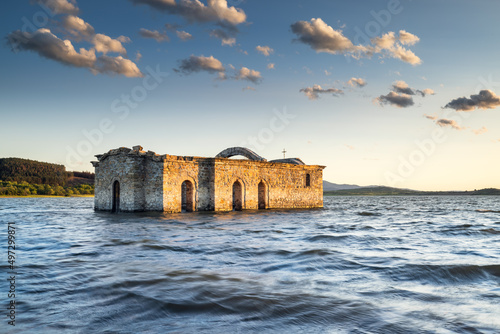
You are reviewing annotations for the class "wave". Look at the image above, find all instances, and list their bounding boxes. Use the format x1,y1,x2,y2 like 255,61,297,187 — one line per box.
386,264,500,284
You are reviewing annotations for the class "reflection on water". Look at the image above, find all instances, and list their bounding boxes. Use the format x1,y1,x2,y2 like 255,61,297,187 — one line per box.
1,196,500,333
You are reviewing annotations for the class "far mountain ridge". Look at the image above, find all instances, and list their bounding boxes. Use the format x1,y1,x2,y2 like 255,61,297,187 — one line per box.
323,182,500,196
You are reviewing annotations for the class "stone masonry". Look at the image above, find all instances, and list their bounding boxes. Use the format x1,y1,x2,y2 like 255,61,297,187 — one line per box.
92,146,325,212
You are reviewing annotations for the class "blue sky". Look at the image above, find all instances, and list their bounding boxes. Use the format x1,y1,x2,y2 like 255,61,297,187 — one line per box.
1,0,500,191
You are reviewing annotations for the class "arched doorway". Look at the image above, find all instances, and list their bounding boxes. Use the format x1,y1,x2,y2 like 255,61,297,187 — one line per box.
258,181,266,210
112,180,120,213
233,180,243,211
181,180,195,212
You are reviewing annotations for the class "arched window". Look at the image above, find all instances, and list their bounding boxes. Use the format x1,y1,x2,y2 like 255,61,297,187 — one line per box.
233,181,243,211
258,181,266,210
181,180,195,212
305,174,311,187
112,180,120,212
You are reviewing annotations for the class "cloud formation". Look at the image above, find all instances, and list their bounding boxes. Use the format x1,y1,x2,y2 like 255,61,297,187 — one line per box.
374,81,434,108
176,30,193,41
209,29,236,46
139,28,169,42
7,28,142,77
256,45,274,56
175,55,225,74
436,118,465,130
33,0,79,15
444,90,500,111
130,0,246,26
291,18,422,65
61,15,95,39
472,126,488,135
347,77,366,88
94,55,143,78
391,80,434,96
374,91,414,108
267,63,275,70
300,84,343,100
174,55,263,84
236,67,262,83
92,34,129,55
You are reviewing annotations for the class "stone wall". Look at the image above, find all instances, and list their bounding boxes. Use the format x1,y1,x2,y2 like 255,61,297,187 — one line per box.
93,148,146,212
212,159,323,211
93,146,324,212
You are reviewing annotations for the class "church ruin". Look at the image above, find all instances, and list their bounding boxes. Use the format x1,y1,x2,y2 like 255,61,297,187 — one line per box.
92,146,325,212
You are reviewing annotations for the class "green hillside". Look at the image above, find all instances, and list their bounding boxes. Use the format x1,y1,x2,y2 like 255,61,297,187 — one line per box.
0,158,94,196
0,158,68,185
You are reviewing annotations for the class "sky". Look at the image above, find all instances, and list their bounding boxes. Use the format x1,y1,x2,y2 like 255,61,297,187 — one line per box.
1,0,500,191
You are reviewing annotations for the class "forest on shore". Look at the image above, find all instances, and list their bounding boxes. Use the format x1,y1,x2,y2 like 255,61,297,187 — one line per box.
0,158,94,196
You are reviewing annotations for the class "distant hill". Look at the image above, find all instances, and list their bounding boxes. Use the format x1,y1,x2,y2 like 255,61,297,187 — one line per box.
324,186,500,196
0,158,68,186
0,158,94,186
323,181,362,191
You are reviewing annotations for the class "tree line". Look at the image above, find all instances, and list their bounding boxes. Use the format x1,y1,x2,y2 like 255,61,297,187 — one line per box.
0,180,94,196
0,158,94,186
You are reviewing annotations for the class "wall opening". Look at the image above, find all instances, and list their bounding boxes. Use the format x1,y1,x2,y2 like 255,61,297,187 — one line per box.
305,173,311,187
112,180,120,213
181,180,195,212
232,180,243,211
258,181,266,210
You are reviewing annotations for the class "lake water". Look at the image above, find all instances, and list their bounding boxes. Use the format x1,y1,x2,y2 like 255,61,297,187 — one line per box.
1,196,499,333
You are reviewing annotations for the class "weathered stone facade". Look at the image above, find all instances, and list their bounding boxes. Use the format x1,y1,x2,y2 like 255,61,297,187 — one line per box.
92,146,325,212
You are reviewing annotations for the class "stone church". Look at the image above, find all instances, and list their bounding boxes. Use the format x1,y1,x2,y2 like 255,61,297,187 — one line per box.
92,146,325,212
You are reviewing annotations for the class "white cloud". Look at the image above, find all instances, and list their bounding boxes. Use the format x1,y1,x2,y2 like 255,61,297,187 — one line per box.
176,30,193,41
33,0,79,15
61,15,95,39
420,88,435,96
374,91,414,108
92,33,129,55
175,55,225,74
398,30,420,45
436,118,465,130
139,28,169,42
300,84,343,100
210,29,236,46
7,28,143,77
236,67,262,83
291,18,422,65
267,63,275,70
94,55,143,78
347,77,367,88
291,18,358,55
8,28,95,68
130,0,246,26
472,127,488,135
256,45,274,56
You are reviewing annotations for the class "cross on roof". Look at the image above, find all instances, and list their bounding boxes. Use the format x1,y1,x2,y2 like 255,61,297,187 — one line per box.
282,148,287,159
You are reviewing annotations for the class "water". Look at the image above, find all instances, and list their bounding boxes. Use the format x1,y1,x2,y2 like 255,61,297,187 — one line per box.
1,196,499,333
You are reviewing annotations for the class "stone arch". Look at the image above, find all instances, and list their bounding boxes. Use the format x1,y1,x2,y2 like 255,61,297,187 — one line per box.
258,180,268,210
181,180,195,212
179,176,197,212
112,180,120,213
232,180,244,211
215,147,267,161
